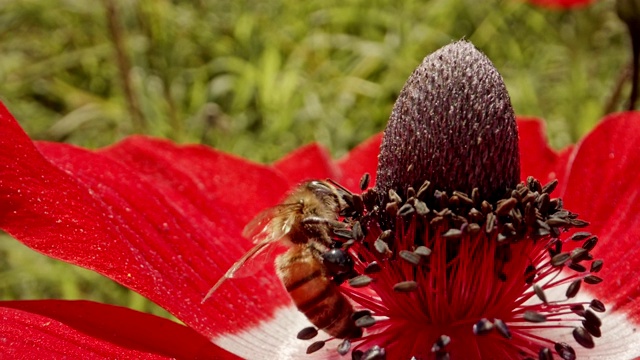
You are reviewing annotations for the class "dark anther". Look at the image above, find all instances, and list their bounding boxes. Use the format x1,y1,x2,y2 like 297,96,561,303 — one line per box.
385,201,398,218
550,252,571,267
467,223,481,234
541,179,558,194
582,319,602,338
306,340,325,354
590,259,603,273
572,327,595,349
338,339,352,355
589,299,606,312
583,309,602,328
417,180,432,200
388,189,402,203
435,190,449,209
351,310,372,321
533,284,547,304
361,345,386,360
296,326,318,340
453,191,473,206
554,342,576,360
442,229,462,240
414,199,429,216
524,264,536,284
393,280,419,292
364,261,382,274
333,228,353,239
360,173,371,191
565,279,582,298
352,221,365,241
523,310,547,323
352,194,365,215
471,188,481,208
399,250,421,265
485,213,496,233
481,200,492,214
546,217,570,227
472,318,494,335
537,193,550,213
570,231,591,241
355,315,376,328
374,238,391,255
342,239,356,249
548,198,561,211
414,246,432,257
379,229,394,242
494,319,512,339
527,176,542,193
570,219,590,227
538,347,553,360
431,334,451,352
398,203,415,216
570,304,586,316
568,262,587,272
348,275,373,288
570,248,589,263
584,275,603,285
496,197,517,216
582,236,598,251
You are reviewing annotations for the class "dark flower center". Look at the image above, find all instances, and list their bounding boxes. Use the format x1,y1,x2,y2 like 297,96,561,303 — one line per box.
295,41,605,359
317,175,603,359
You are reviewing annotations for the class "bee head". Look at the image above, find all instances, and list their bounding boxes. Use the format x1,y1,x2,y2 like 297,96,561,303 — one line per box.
307,180,337,198
306,180,345,212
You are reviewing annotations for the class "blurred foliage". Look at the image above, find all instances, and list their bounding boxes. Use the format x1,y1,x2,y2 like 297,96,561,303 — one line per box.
0,0,631,315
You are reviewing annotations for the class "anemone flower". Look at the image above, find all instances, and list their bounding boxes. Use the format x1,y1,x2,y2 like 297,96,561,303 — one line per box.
1,41,639,359
526,0,595,8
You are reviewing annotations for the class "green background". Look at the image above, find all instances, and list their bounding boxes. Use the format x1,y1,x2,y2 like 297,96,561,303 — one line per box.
0,0,629,317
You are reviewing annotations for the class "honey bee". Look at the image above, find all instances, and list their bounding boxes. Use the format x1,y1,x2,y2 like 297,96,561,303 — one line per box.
204,180,362,339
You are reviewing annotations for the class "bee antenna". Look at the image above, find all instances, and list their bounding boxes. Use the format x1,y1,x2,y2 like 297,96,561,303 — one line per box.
326,178,353,195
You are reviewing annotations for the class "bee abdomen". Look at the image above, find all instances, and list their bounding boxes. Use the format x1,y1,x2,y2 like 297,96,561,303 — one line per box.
276,247,361,339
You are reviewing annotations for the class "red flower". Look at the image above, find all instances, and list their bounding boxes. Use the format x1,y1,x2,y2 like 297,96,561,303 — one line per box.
526,0,595,8
1,41,640,359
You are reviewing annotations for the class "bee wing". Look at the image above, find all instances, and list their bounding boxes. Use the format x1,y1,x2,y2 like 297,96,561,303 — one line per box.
202,203,300,303
202,239,276,303
241,203,301,243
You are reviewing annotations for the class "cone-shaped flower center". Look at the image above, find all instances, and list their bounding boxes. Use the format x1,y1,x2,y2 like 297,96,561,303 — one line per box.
298,41,604,360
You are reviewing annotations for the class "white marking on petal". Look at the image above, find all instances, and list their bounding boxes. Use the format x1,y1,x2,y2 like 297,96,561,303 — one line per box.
528,274,640,359
212,305,343,360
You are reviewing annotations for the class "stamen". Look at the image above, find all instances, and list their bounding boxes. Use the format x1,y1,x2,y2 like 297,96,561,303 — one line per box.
323,174,606,358
296,326,318,340
360,173,371,191
337,339,351,355
472,318,494,335
306,340,325,354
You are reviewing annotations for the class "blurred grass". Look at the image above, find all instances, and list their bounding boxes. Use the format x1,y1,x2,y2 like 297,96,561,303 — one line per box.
0,0,630,317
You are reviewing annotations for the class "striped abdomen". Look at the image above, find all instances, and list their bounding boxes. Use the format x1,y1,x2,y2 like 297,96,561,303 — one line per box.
276,246,361,339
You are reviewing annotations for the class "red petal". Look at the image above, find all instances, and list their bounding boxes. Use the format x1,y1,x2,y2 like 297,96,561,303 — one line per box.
517,117,563,183
0,103,294,341
273,143,340,187
0,300,235,359
561,112,640,321
335,133,382,192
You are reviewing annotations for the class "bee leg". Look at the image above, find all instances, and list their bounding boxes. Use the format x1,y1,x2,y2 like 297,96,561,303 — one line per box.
303,216,349,246
307,241,329,261
302,216,347,229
